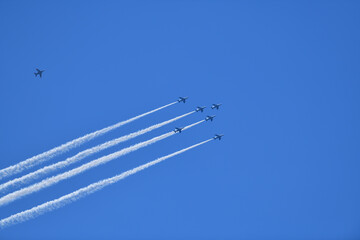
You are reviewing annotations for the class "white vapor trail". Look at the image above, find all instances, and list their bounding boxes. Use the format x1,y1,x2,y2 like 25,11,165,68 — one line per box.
0,111,194,193
0,102,177,180
0,120,204,207
0,138,212,229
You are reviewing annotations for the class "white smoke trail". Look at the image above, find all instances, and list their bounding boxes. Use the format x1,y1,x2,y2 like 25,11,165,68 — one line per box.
0,102,177,180
0,120,204,207
0,138,212,229
0,111,194,193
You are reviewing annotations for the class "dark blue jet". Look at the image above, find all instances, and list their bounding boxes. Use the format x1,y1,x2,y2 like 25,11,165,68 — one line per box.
174,127,184,133
178,97,188,103
205,115,216,121
34,68,44,78
211,103,222,110
213,134,224,140
195,106,206,112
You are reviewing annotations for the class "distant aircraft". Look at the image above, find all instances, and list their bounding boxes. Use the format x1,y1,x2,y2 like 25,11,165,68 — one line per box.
213,134,224,140
174,127,184,133
211,103,222,110
195,106,206,112
205,115,216,121
177,97,188,103
34,68,44,78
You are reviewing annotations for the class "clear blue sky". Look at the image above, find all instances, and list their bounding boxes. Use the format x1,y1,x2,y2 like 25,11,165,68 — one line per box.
0,1,359,239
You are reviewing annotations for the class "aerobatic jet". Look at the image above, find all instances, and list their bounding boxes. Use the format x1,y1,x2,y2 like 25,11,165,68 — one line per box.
174,127,184,133
205,115,216,121
34,68,45,78
213,134,224,140
211,103,222,110
195,106,206,112
177,97,188,103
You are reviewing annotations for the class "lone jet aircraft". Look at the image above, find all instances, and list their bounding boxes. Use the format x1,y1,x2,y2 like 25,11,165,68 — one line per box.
34,68,44,78
205,115,216,121
174,127,184,133
178,97,188,103
213,134,224,140
195,106,206,112
211,103,222,110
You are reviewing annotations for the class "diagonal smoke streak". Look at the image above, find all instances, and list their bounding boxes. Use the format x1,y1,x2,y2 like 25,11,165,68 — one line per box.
0,120,205,207
0,111,194,193
0,138,212,229
0,102,177,180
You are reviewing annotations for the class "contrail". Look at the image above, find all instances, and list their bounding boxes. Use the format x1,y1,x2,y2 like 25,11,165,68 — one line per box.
0,102,177,180
0,111,195,193
0,138,212,229
0,120,204,207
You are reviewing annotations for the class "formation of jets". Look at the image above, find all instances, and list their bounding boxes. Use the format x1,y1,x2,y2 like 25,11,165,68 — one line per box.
174,97,224,140
34,68,44,78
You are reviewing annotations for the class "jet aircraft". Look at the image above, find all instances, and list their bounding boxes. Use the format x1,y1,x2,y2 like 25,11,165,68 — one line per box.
34,68,45,78
178,97,188,103
195,106,206,112
211,103,222,110
213,134,224,140
174,127,184,133
205,115,216,121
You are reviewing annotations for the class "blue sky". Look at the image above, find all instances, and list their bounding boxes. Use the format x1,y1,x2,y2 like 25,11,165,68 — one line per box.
0,1,359,239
